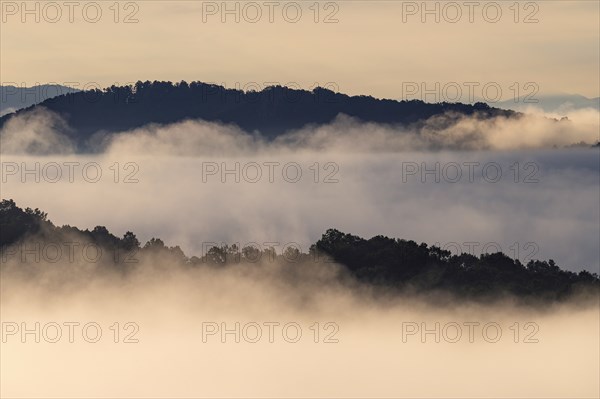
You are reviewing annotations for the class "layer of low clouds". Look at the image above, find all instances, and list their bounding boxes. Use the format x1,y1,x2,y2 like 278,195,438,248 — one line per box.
1,254,599,398
1,109,598,272
1,109,599,398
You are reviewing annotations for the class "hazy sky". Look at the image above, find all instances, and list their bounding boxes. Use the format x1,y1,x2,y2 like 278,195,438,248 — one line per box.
1,0,598,100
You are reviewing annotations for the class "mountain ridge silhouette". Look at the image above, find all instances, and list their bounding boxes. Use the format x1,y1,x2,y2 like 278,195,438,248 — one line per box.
0,80,520,151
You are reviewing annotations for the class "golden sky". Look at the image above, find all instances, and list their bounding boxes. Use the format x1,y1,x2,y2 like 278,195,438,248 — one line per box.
1,0,598,100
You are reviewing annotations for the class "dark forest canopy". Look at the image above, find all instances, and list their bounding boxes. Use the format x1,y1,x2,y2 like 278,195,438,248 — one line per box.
0,80,519,151
1,199,598,302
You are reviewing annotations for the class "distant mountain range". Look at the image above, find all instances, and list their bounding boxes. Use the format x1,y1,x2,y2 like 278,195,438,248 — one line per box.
495,94,600,113
0,84,79,116
0,81,518,150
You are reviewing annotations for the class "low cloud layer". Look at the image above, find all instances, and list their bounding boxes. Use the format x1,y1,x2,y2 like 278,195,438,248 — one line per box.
1,107,599,155
0,108,75,155
1,108,599,398
1,111,598,271
1,255,599,398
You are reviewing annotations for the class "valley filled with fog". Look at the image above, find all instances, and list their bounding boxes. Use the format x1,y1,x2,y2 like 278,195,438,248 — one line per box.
1,107,599,398
2,0,599,395
2,109,599,271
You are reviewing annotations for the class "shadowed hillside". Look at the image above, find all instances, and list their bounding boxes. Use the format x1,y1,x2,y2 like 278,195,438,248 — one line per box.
0,81,519,151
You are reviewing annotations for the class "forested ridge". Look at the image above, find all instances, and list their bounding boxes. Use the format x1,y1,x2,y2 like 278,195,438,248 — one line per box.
0,81,518,150
1,199,598,301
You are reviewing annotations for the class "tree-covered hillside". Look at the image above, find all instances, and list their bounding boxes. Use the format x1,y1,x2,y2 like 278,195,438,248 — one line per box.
1,199,597,301
0,81,518,150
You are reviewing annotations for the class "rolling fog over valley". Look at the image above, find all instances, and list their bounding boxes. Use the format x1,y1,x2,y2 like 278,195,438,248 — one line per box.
1,0,599,396
2,102,599,397
2,107,599,272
